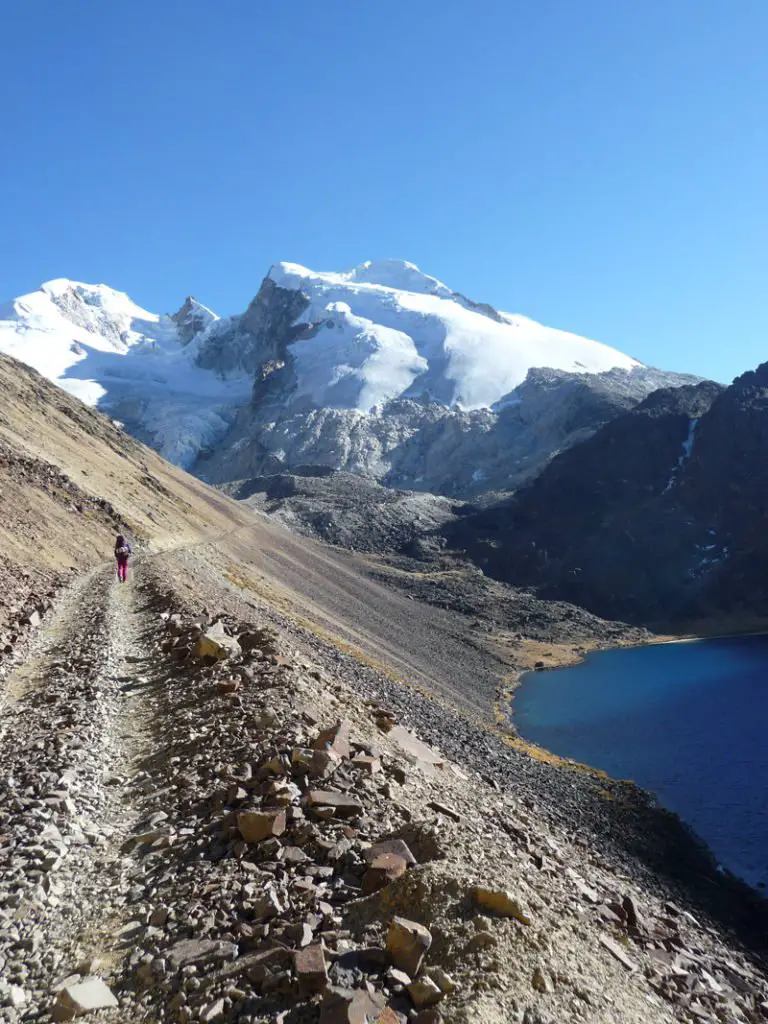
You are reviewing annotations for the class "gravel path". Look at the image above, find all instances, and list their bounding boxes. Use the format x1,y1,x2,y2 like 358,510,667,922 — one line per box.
0,567,158,1022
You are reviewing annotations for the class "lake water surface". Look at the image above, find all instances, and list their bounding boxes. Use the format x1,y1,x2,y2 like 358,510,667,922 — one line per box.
514,635,768,889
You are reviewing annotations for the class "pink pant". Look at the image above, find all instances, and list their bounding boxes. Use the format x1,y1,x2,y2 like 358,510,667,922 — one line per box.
116,557,128,581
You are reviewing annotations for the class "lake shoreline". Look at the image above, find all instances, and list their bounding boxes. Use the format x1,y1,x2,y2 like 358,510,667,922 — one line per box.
509,633,768,902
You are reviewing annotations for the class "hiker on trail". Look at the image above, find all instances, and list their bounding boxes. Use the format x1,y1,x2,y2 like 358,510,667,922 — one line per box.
114,534,132,583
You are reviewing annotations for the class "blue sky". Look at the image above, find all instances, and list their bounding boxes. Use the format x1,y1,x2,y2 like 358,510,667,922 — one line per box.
1,0,765,383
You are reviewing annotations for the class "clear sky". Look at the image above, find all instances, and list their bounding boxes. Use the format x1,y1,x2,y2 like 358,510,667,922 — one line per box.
1,0,765,383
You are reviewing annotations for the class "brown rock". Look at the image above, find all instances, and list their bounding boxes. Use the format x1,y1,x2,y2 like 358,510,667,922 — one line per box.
374,1009,401,1024
599,934,637,972
166,938,237,970
237,809,286,843
387,725,445,768
313,720,352,759
427,800,461,822
622,894,645,932
472,886,531,923
413,1011,443,1024
407,976,443,1008
217,677,241,695
363,839,416,866
193,623,241,661
304,790,364,817
320,988,387,1023
362,853,409,893
386,917,432,976
351,754,382,774
294,943,328,995
311,749,342,778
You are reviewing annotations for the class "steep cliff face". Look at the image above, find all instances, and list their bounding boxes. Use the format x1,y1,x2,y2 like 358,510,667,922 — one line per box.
448,369,768,627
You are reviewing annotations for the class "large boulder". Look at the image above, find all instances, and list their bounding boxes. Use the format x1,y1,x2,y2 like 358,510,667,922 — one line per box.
193,621,241,661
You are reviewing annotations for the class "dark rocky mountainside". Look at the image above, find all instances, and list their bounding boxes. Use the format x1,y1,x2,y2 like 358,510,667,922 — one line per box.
223,467,462,557
447,365,768,628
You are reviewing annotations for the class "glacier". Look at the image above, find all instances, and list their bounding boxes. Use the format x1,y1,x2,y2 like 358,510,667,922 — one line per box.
0,260,695,495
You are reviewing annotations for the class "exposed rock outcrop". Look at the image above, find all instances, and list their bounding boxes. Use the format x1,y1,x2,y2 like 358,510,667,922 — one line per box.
447,368,768,628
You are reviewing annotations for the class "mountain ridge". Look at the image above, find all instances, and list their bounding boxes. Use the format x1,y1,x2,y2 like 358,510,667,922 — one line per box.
0,262,700,496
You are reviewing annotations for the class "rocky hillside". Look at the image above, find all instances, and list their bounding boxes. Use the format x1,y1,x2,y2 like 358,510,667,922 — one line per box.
0,352,255,642
1,265,699,497
2,523,767,1024
0,348,767,1023
224,468,462,557
447,365,768,629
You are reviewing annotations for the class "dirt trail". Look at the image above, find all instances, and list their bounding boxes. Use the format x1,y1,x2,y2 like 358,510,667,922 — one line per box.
0,566,160,1022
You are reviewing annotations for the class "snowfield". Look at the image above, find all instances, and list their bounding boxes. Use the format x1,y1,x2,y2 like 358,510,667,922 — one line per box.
0,280,250,466
269,259,641,411
0,260,642,474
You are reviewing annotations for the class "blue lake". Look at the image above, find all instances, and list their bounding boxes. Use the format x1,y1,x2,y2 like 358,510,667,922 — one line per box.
514,635,768,889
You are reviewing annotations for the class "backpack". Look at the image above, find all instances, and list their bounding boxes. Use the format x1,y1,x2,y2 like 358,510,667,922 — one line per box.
116,545,130,558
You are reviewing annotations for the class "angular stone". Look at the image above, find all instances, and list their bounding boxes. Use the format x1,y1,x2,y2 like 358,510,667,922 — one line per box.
313,720,352,760
362,852,409,893
428,800,461,822
599,934,636,972
252,888,284,919
237,809,286,843
217,677,241,695
8,986,26,1008
532,966,552,993
52,978,118,1020
313,748,343,778
200,998,226,1022
374,1010,401,1024
218,946,293,983
351,754,382,775
166,938,237,971
472,887,531,923
407,976,443,1008
622,894,646,931
387,725,444,768
427,966,457,995
320,987,387,1023
386,917,432,976
295,943,328,995
304,790,364,817
193,623,241,661
363,839,416,867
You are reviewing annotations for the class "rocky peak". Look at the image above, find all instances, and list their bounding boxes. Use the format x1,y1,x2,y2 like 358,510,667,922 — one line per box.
170,295,218,345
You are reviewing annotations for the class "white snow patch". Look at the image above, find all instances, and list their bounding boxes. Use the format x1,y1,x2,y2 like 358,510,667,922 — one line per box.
0,279,251,465
663,418,698,493
269,261,640,412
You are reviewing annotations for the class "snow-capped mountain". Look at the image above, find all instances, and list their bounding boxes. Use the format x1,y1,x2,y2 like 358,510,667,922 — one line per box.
0,280,250,466
261,260,641,410
0,261,698,495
